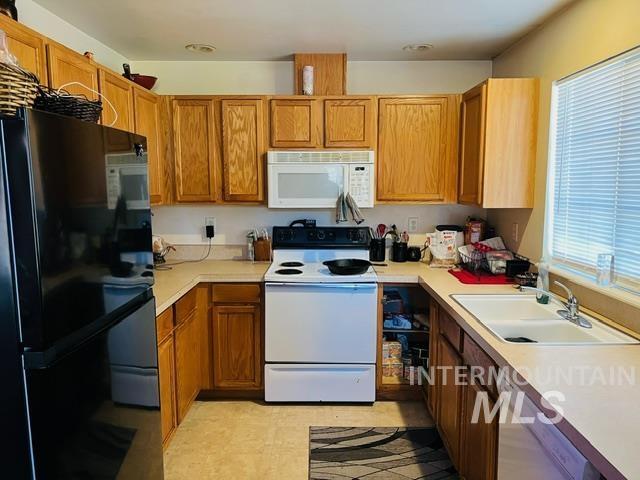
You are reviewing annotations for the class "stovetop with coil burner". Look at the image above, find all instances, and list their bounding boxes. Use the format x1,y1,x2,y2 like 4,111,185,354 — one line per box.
265,226,376,283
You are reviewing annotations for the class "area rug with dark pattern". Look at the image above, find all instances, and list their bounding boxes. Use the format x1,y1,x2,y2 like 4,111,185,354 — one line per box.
309,427,460,480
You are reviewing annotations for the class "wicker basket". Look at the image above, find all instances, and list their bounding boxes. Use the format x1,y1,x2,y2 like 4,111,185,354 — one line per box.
0,62,39,117
34,85,102,123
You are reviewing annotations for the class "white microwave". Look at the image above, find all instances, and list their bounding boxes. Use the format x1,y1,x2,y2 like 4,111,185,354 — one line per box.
267,150,375,208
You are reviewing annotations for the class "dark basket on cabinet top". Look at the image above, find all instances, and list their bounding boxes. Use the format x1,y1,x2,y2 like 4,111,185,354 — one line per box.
34,85,102,123
0,62,39,117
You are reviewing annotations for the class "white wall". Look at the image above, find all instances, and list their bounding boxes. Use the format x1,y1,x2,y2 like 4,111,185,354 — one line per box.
17,0,129,71
131,60,492,94
141,59,491,244
152,204,485,246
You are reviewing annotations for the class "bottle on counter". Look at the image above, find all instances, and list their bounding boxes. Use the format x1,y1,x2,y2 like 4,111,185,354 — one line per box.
536,259,550,304
246,231,256,263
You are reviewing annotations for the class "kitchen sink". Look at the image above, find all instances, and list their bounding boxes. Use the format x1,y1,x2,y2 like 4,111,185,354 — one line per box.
451,294,639,345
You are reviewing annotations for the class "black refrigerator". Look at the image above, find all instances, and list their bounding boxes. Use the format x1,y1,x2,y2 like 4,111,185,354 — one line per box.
0,109,163,479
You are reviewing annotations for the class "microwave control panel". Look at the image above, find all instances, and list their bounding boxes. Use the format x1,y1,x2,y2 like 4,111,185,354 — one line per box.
347,164,374,207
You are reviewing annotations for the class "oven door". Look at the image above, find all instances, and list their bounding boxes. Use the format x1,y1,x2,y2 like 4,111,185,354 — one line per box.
265,282,378,363
267,163,348,208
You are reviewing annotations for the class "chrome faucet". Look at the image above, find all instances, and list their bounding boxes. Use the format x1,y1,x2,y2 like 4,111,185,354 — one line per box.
519,281,592,329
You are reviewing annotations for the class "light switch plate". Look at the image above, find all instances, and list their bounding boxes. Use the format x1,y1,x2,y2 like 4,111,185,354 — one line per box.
512,222,519,242
408,217,419,233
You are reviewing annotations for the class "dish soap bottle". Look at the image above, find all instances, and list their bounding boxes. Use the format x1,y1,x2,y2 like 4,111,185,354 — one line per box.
536,260,550,304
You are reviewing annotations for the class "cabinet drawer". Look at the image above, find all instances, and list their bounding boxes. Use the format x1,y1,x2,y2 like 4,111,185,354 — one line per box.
175,288,197,324
156,308,174,344
463,335,496,394
212,284,261,304
439,310,462,352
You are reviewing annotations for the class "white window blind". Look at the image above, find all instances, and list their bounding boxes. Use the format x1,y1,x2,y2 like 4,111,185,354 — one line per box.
549,47,640,288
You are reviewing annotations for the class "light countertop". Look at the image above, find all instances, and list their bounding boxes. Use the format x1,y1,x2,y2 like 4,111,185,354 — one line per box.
153,260,270,315
153,259,640,480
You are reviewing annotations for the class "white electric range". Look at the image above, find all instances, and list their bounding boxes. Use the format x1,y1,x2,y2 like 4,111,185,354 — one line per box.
264,226,378,402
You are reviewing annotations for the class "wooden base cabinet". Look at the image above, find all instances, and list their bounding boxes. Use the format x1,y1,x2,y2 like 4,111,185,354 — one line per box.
460,380,499,480
155,285,209,448
428,302,500,477
158,335,177,445
174,310,202,423
211,284,263,390
426,298,440,419
436,333,463,466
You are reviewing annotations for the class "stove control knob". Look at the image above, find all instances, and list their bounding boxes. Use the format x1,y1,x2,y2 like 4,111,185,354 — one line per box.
317,230,326,240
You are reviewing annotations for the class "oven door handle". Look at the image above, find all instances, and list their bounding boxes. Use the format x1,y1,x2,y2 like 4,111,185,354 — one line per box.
265,282,377,290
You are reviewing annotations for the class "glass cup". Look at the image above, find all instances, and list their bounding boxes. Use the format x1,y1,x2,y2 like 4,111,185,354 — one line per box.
596,254,613,286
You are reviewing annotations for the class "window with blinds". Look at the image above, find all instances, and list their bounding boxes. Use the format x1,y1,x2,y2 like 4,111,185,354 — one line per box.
548,46,640,289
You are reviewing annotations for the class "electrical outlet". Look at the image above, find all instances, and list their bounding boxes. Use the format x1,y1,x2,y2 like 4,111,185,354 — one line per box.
512,222,519,243
408,217,419,233
204,217,216,240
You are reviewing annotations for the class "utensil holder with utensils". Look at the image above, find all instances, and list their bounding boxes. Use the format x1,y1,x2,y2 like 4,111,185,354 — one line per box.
254,238,272,262
369,238,386,262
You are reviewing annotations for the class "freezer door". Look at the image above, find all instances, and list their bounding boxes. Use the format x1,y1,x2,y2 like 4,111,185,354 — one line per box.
2,110,153,351
265,282,378,363
25,299,162,479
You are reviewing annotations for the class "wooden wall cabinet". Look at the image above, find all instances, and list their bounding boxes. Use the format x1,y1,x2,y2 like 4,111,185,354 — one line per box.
0,15,48,84
294,53,347,95
324,98,375,148
134,88,166,204
46,42,99,99
221,98,265,202
270,98,321,148
98,68,134,131
377,96,459,203
172,98,217,202
211,284,263,390
458,78,539,208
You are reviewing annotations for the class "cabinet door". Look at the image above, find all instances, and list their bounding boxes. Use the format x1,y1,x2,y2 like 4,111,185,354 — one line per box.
174,312,201,423
98,68,134,131
458,83,486,205
426,299,440,419
324,98,374,148
0,15,48,83
460,381,499,480
172,98,217,202
377,96,457,202
157,335,177,445
270,99,320,148
221,99,265,202
211,304,262,389
437,334,463,467
133,88,165,204
47,43,98,99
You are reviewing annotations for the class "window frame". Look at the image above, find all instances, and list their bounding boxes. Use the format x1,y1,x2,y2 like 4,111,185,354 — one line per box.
544,45,640,293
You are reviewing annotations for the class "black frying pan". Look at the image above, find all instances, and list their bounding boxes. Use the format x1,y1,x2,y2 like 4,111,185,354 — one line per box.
323,259,372,275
